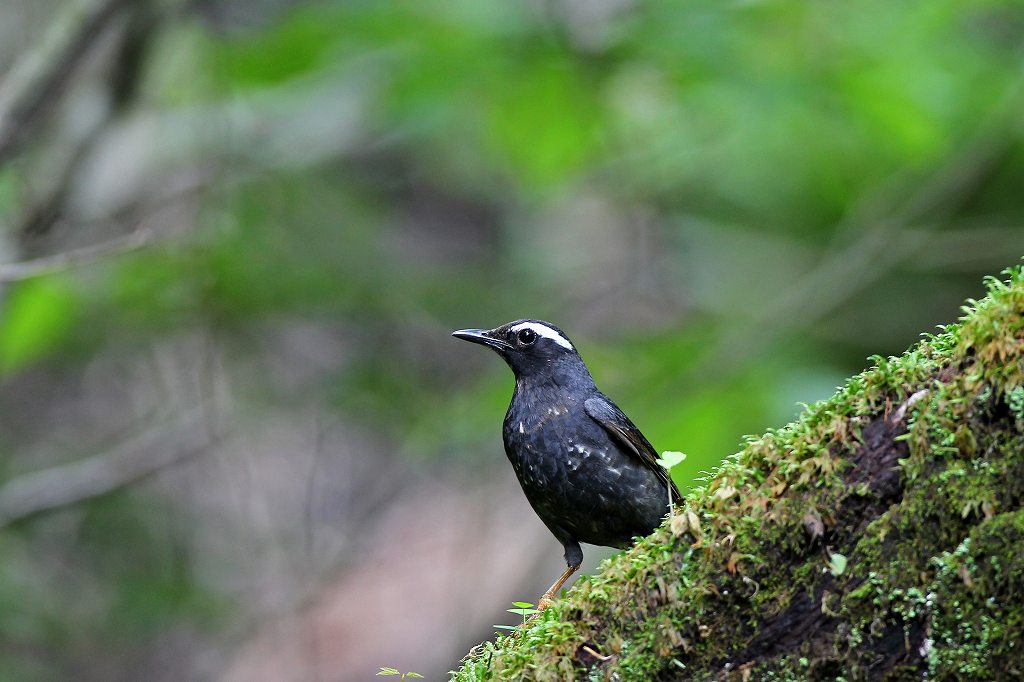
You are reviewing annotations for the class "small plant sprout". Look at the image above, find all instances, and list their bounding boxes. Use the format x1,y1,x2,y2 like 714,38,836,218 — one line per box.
827,551,848,577
656,450,687,511
493,601,539,631
376,667,423,680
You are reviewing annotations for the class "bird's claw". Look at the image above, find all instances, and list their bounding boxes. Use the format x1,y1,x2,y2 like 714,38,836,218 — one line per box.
516,596,554,631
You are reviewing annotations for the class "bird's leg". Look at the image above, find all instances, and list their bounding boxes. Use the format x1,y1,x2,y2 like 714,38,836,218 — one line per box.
518,541,583,629
537,563,581,611
520,562,581,628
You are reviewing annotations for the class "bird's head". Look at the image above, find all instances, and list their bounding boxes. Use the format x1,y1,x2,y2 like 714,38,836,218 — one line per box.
452,319,590,385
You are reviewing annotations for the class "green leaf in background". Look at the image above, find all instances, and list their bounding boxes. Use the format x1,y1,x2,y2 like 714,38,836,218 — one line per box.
0,277,77,375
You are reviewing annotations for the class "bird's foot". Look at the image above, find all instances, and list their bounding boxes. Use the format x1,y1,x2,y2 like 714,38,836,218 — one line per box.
517,596,553,631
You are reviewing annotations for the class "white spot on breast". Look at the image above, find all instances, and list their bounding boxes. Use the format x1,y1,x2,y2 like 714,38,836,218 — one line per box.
518,422,525,433
509,322,574,350
567,444,593,471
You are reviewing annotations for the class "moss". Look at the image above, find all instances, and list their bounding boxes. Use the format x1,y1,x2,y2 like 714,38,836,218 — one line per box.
927,509,1024,677
451,266,1024,681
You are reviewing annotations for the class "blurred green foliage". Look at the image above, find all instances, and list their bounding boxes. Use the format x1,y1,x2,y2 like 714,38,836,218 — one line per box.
0,278,77,375
14,0,1024,480
0,494,223,680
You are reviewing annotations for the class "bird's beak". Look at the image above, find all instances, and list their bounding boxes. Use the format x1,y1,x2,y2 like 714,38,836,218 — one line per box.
452,328,512,352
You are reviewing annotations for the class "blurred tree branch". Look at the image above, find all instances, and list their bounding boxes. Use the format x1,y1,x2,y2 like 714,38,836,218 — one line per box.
0,0,133,167
0,410,220,528
695,75,1024,381
0,226,150,282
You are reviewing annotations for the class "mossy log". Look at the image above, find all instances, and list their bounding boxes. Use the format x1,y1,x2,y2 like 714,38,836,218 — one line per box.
453,267,1024,681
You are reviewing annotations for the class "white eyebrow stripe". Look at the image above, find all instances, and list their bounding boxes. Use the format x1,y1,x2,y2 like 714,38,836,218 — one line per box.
510,322,574,350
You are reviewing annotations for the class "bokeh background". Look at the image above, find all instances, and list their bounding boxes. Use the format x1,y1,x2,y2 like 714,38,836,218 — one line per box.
1,0,1023,680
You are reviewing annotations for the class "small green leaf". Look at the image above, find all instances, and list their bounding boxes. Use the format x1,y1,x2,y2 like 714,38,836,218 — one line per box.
507,607,538,617
377,668,400,676
493,624,518,630
406,673,424,679
656,450,687,470
511,601,534,609
828,552,848,576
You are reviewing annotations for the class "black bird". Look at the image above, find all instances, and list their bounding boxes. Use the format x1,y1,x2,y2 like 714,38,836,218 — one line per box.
452,319,681,615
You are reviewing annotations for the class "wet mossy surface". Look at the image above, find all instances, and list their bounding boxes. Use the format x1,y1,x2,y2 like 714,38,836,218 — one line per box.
452,267,1024,681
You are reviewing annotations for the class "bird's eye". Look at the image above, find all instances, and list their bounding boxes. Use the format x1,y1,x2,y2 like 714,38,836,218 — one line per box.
516,328,537,345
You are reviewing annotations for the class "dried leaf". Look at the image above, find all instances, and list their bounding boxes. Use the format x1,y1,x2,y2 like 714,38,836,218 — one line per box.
959,563,974,588
803,510,824,540
686,510,701,538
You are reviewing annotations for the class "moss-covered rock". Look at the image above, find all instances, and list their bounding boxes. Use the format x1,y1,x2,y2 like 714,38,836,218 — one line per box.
451,266,1024,681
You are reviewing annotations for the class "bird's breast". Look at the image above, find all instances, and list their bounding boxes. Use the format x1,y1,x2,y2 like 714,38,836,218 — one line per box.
500,387,669,548
504,401,626,488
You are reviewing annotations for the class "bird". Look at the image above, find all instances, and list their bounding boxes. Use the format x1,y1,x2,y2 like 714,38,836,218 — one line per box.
452,319,682,617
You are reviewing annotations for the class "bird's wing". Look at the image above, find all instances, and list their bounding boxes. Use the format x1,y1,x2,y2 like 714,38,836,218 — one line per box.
584,395,682,504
